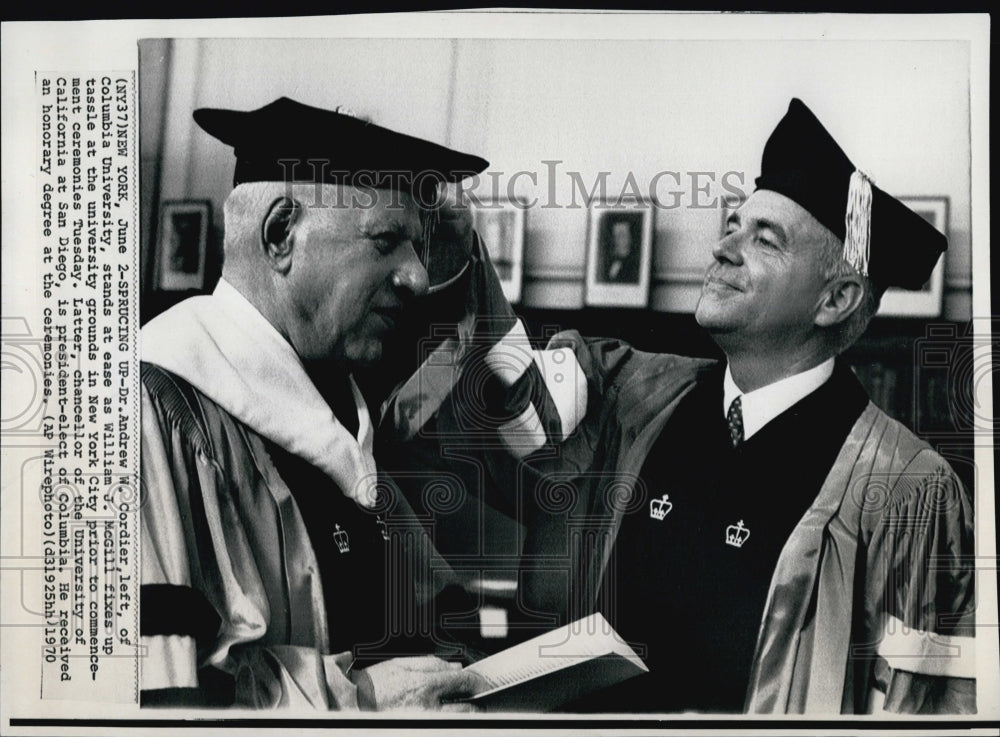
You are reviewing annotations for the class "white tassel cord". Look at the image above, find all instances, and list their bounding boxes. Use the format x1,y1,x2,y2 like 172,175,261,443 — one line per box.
843,169,873,276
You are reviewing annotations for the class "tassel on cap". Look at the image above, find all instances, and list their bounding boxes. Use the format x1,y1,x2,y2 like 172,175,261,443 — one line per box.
843,169,873,276
421,198,440,267
754,99,947,289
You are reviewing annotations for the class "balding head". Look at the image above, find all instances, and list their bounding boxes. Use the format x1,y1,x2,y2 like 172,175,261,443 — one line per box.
220,182,430,371
221,182,305,276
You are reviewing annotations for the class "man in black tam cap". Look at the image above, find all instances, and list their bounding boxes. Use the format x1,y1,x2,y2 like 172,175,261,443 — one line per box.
581,98,974,715
389,98,973,714
578,99,974,713
138,98,490,709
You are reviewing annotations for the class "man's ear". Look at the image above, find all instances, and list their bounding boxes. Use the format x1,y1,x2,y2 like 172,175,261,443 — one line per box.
261,196,301,273
814,273,865,328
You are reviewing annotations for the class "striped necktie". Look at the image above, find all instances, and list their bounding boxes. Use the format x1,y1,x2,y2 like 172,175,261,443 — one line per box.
727,396,744,448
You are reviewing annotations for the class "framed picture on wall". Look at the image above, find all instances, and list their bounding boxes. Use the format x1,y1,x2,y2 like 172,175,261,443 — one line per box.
584,198,654,307
472,198,526,304
155,200,212,291
876,196,948,317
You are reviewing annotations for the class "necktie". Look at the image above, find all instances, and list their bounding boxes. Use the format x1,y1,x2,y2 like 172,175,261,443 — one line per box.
727,396,744,448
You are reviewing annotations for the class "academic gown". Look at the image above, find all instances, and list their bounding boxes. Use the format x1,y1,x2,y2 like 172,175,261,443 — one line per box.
376,237,977,714
572,361,868,712
518,332,976,714
138,280,457,709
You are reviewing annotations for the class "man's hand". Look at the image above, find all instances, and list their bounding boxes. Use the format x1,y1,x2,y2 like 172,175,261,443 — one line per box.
357,654,485,712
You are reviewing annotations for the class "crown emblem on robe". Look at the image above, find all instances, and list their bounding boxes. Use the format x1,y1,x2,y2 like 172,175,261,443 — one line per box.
725,520,750,548
333,524,350,554
649,494,673,521
376,515,389,541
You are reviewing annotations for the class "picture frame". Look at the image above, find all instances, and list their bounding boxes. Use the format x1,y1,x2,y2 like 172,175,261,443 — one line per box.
876,196,947,317
472,198,526,304
584,198,654,308
155,199,212,291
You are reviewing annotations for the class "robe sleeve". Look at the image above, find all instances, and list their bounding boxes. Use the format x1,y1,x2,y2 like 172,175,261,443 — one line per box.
476,319,590,460
139,373,360,709
865,455,976,714
379,234,592,459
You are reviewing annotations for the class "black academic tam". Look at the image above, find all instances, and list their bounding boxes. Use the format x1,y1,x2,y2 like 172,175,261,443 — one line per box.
193,96,489,200
755,98,946,291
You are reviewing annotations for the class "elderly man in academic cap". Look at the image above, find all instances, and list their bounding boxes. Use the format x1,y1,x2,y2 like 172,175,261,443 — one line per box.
377,99,976,714
138,98,489,710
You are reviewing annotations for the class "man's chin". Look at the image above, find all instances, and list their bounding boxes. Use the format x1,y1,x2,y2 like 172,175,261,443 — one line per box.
694,295,735,331
344,341,385,372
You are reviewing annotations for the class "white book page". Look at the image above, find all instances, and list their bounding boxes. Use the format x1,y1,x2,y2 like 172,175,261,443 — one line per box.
466,612,646,692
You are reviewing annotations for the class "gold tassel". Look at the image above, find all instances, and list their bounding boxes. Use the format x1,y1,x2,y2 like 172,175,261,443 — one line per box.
843,169,873,276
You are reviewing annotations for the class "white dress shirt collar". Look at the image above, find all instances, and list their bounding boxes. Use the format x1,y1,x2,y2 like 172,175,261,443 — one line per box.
723,358,835,441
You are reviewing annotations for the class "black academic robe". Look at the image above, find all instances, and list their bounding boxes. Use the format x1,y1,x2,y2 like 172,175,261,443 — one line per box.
516,333,975,713
376,229,976,713
575,362,868,712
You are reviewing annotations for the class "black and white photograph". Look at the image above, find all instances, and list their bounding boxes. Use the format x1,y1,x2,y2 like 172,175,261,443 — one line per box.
0,12,995,735
597,211,644,284
154,199,211,290
472,198,526,303
584,200,654,307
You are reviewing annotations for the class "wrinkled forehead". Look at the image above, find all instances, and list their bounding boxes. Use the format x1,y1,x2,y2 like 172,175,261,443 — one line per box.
302,183,426,239
739,189,838,246
740,189,809,223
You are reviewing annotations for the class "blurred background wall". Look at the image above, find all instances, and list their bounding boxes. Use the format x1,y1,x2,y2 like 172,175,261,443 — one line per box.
140,37,971,320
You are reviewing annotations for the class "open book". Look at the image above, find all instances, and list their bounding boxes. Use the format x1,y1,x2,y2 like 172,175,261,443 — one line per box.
461,612,647,711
